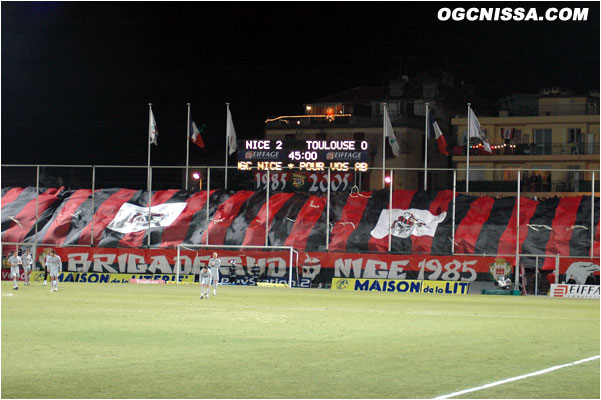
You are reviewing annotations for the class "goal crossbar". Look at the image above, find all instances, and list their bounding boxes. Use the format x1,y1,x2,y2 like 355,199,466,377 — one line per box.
176,244,299,287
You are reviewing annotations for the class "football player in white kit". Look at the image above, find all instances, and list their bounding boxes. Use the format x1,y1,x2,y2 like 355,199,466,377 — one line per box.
45,249,62,292
22,249,33,286
7,250,22,290
199,265,213,299
208,252,221,296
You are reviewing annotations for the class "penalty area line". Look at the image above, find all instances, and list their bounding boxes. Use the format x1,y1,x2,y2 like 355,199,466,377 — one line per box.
434,355,600,399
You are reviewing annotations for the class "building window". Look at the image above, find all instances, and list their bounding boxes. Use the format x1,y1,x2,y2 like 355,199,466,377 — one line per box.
533,129,552,155
567,165,582,192
502,167,519,181
568,128,584,154
568,128,581,143
512,129,522,144
413,102,425,117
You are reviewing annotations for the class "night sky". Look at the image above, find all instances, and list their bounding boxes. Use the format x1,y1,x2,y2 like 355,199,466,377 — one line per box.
2,2,599,167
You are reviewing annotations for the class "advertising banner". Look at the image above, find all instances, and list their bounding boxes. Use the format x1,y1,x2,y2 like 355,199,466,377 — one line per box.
549,284,600,299
2,246,597,288
1,270,27,281
28,270,196,284
331,278,469,295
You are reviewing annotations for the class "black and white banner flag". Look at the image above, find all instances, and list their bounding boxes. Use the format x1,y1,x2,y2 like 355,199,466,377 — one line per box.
371,209,447,239
107,202,187,234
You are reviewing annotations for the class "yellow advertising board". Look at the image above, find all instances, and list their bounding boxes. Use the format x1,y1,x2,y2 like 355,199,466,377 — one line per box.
29,271,195,284
332,278,469,295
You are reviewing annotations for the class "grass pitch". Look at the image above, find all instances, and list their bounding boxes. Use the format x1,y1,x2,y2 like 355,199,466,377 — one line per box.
1,281,599,399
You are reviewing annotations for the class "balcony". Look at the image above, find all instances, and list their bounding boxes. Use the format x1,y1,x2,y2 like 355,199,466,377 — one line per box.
453,142,600,157
500,103,599,117
264,112,424,130
456,179,600,194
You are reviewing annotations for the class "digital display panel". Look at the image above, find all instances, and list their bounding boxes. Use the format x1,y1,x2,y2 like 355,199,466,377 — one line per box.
237,140,370,172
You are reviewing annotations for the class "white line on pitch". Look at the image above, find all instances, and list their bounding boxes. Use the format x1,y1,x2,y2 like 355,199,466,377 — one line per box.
405,311,597,321
434,355,600,399
249,306,597,321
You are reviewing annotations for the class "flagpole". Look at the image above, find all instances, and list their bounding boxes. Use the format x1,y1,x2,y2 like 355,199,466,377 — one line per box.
466,103,471,193
147,103,153,248
186,103,191,190
388,168,393,252
382,103,387,188
424,103,429,191
147,103,152,193
225,103,230,190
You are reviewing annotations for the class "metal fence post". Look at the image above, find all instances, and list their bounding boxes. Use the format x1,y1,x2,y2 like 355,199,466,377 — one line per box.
515,170,521,291
591,171,595,259
91,166,95,246
326,167,330,251
535,256,539,296
452,169,456,255
265,169,270,246
205,167,210,245
34,165,40,247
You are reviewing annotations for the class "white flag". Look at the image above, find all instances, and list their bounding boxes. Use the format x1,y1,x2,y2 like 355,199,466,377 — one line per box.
370,208,447,239
226,107,237,155
383,106,400,157
107,202,187,234
468,108,491,153
149,109,158,145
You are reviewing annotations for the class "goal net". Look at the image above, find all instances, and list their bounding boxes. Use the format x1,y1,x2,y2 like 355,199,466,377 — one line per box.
175,244,299,288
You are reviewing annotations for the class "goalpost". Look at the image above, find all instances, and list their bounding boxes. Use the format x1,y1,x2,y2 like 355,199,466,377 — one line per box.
175,244,299,288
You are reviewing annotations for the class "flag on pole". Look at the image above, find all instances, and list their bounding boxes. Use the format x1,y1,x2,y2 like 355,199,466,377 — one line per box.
149,109,158,145
190,121,205,149
226,107,237,155
383,106,400,157
428,110,449,156
501,127,514,140
468,108,491,154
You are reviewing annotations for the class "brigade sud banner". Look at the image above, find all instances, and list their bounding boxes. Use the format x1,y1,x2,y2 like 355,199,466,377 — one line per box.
3,246,598,287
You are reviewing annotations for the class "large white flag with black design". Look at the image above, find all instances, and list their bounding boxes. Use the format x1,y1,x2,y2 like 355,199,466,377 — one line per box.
370,208,447,239
107,202,187,234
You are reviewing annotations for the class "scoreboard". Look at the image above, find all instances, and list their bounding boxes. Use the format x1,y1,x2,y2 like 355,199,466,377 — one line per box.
237,139,370,172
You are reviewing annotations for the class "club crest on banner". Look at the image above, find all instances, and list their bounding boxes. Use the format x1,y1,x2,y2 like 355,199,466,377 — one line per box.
38,248,55,268
301,253,321,280
107,202,187,234
391,212,426,238
336,279,350,290
292,172,306,189
489,258,513,281
371,209,447,239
